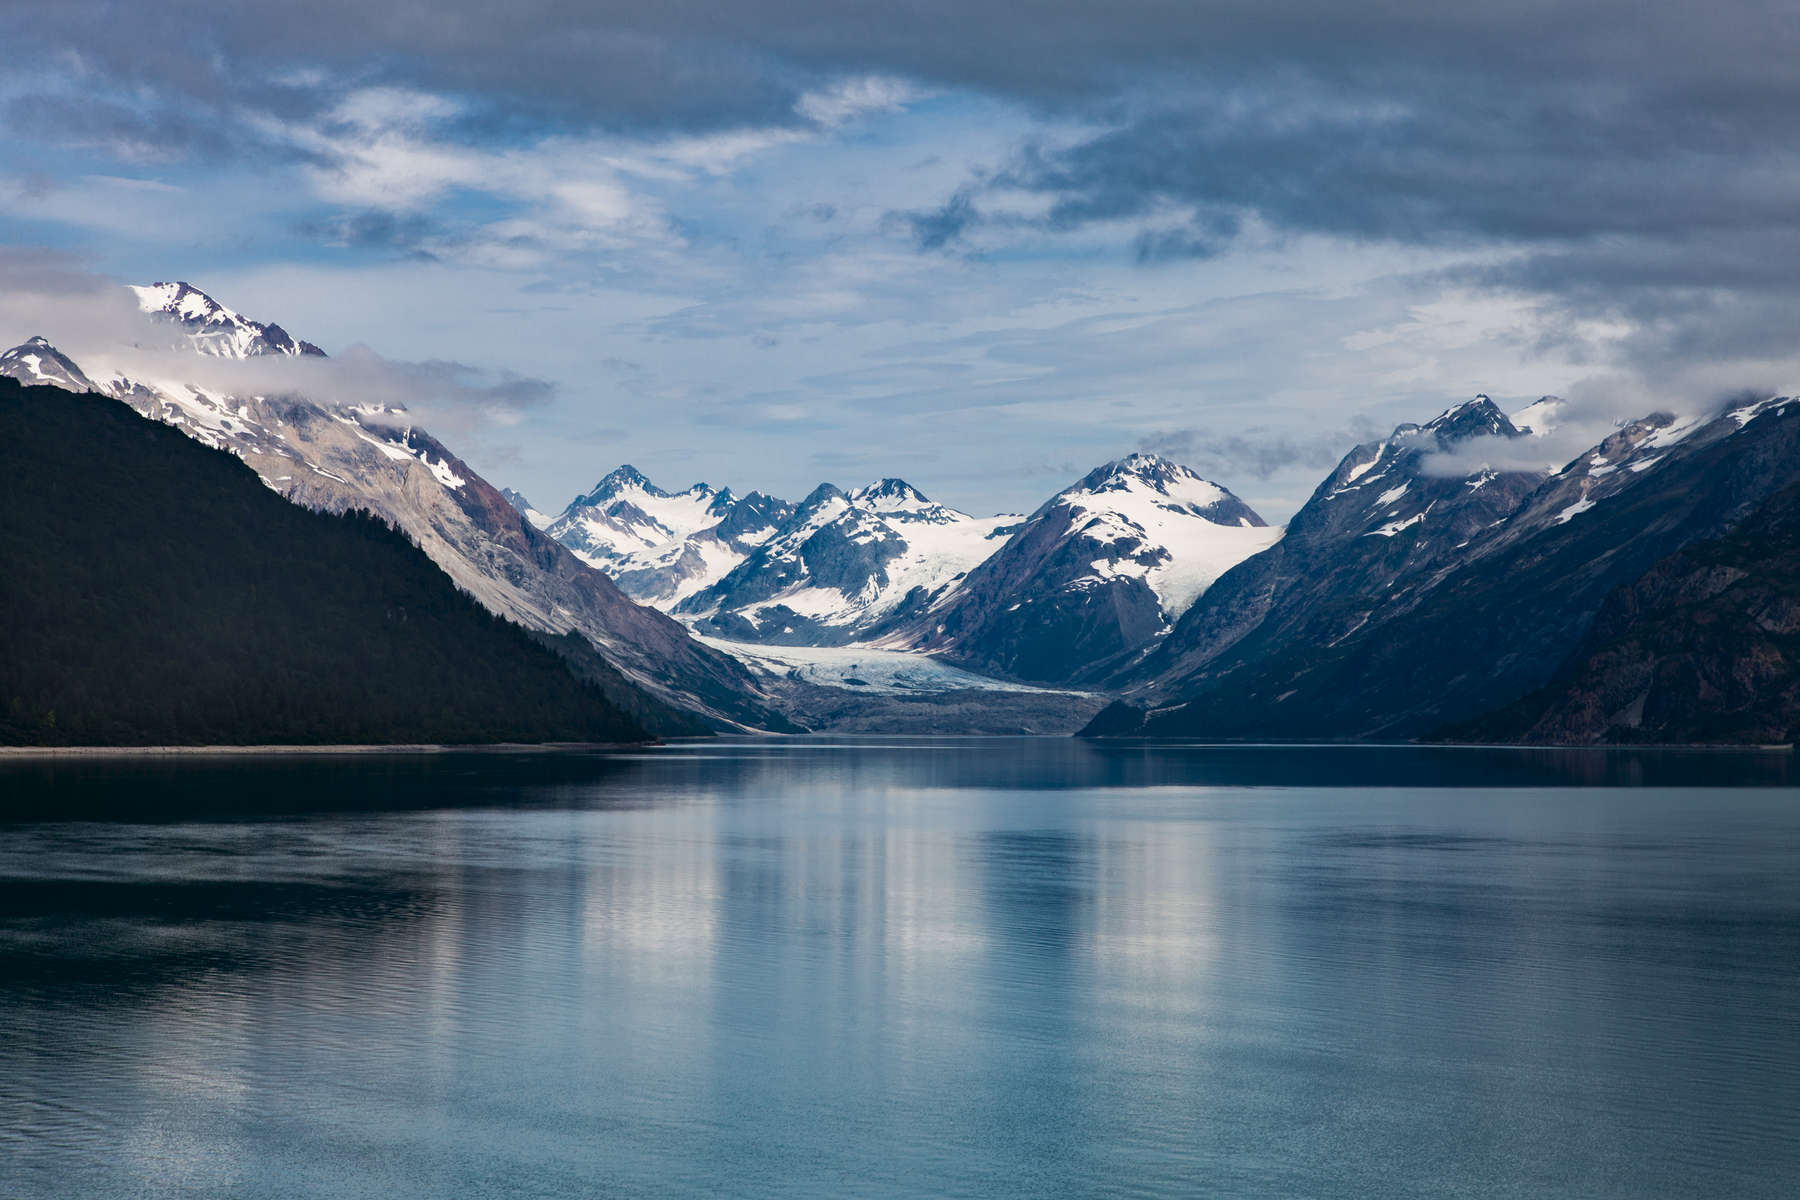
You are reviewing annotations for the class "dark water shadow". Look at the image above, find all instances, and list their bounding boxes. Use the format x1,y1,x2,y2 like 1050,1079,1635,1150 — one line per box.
0,749,650,824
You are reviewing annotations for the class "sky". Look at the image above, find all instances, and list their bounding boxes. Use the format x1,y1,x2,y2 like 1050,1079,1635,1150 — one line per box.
3,1,1797,521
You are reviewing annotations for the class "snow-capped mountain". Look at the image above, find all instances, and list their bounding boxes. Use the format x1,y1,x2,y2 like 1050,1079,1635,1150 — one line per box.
502,487,552,529
673,478,1023,645
881,453,1279,684
1091,391,1800,741
0,286,790,732
130,281,325,358
0,337,96,392
1511,395,1565,435
1114,396,1549,694
546,466,795,607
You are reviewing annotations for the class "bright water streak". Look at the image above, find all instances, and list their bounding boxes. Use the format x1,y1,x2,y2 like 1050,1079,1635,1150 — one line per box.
1,739,1797,1197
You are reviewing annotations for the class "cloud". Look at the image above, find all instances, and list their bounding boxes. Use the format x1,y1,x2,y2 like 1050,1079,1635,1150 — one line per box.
18,4,1798,367
1139,424,1370,481
1415,372,1796,480
0,248,156,346
901,187,980,251
111,343,557,441
795,77,922,128
8,2,1800,519
293,210,444,256
0,254,555,440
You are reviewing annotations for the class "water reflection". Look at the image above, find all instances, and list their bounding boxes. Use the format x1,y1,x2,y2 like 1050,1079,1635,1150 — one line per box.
1,739,1797,1198
3,738,1794,826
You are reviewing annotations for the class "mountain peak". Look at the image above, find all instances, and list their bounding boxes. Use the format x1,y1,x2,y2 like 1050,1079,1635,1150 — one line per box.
606,463,652,487
1423,395,1521,444
798,482,848,510
130,280,326,359
1511,396,1566,436
133,280,225,322
1058,453,1267,531
576,464,666,506
851,478,932,509
0,336,97,393
1074,452,1200,497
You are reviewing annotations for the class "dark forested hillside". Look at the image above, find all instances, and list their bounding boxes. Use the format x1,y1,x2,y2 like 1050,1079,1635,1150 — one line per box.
0,377,652,746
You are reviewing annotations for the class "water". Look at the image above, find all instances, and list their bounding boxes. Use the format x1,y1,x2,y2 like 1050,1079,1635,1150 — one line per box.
2,738,1797,1197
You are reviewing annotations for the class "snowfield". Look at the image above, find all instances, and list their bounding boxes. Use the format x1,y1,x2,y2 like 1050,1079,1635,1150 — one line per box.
1057,458,1284,616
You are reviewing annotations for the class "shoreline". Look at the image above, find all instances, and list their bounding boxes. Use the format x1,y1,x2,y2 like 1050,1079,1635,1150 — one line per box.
2,737,1791,756
0,741,658,758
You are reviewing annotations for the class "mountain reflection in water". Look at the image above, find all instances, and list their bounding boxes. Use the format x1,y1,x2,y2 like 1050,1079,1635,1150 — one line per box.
2,738,1796,1198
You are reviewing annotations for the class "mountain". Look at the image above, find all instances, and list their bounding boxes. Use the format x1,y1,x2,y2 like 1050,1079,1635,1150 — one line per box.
546,465,794,607
1442,479,1800,745
3,287,793,733
501,488,552,528
1106,398,1547,694
130,281,325,358
674,478,1022,645
0,376,648,747
0,336,96,392
883,454,1280,685
1087,393,1800,741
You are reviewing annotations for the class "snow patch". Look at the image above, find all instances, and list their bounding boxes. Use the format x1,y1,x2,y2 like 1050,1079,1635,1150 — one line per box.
1555,498,1596,525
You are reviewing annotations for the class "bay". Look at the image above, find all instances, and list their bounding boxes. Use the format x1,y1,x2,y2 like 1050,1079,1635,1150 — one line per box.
2,738,1796,1197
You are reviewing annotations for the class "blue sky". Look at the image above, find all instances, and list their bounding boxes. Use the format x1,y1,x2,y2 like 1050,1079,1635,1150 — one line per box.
4,2,1795,520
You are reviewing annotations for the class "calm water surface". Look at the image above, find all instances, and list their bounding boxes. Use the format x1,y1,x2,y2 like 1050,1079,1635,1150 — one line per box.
1,739,1797,1197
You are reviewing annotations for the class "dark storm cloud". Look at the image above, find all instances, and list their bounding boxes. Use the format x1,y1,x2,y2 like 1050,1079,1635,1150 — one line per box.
18,2,1798,140
1439,226,1800,371
911,70,1800,253
19,2,1800,251
13,1,1800,375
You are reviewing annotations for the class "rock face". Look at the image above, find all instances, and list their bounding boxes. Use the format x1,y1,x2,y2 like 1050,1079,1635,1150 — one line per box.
673,478,1023,645
885,454,1280,685
1089,394,1800,741
1444,478,1800,746
1,288,792,733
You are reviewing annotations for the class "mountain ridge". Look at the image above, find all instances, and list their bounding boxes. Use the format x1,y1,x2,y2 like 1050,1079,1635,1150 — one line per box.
2,285,793,733
0,375,650,747
1087,393,1800,741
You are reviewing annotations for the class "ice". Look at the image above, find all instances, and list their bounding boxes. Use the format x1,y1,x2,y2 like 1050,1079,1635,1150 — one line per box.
699,637,1081,695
